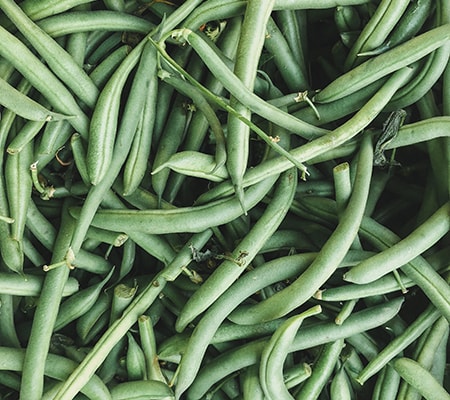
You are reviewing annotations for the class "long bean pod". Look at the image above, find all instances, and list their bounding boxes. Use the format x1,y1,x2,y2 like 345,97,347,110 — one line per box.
228,134,373,324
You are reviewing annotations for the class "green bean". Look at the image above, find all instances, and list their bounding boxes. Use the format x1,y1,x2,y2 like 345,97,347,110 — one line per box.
1,0,99,108
151,96,189,203
393,357,450,400
89,45,130,88
275,9,307,79
344,201,450,283
240,364,265,400
153,151,229,182
54,268,114,332
138,315,166,382
372,364,401,400
6,120,44,154
260,306,322,400
110,283,138,324
53,230,212,400
122,57,158,195
383,117,450,149
13,0,95,21
330,362,353,400
86,226,128,247
294,339,345,400
175,169,296,332
70,132,90,185
35,120,72,168
0,272,78,297
86,39,146,185
20,199,77,400
163,29,328,141
0,78,72,123
334,5,361,32
4,140,33,273
76,291,112,345
0,347,111,400
86,31,122,66
357,304,440,384
109,380,173,400
174,252,316,396
0,294,20,347
403,316,449,400
229,134,373,325
72,174,277,234
37,10,154,38
265,17,309,91
344,0,410,69
126,332,146,380
315,24,450,103
196,66,412,203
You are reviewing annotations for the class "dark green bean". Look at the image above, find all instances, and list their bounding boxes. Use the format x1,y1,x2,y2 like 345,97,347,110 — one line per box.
122,51,158,195
265,16,309,91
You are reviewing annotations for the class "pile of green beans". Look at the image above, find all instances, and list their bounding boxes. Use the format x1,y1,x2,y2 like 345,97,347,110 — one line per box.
0,0,449,399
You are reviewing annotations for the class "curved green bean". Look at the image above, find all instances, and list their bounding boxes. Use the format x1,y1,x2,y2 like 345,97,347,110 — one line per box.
53,230,212,400
0,0,99,108
186,298,403,400
0,78,72,122
0,347,111,400
357,304,440,384
393,357,450,400
195,66,413,203
228,134,373,324
175,169,296,333
71,174,278,234
0,26,89,136
37,10,154,37
344,201,450,284
315,24,450,103
260,306,322,400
